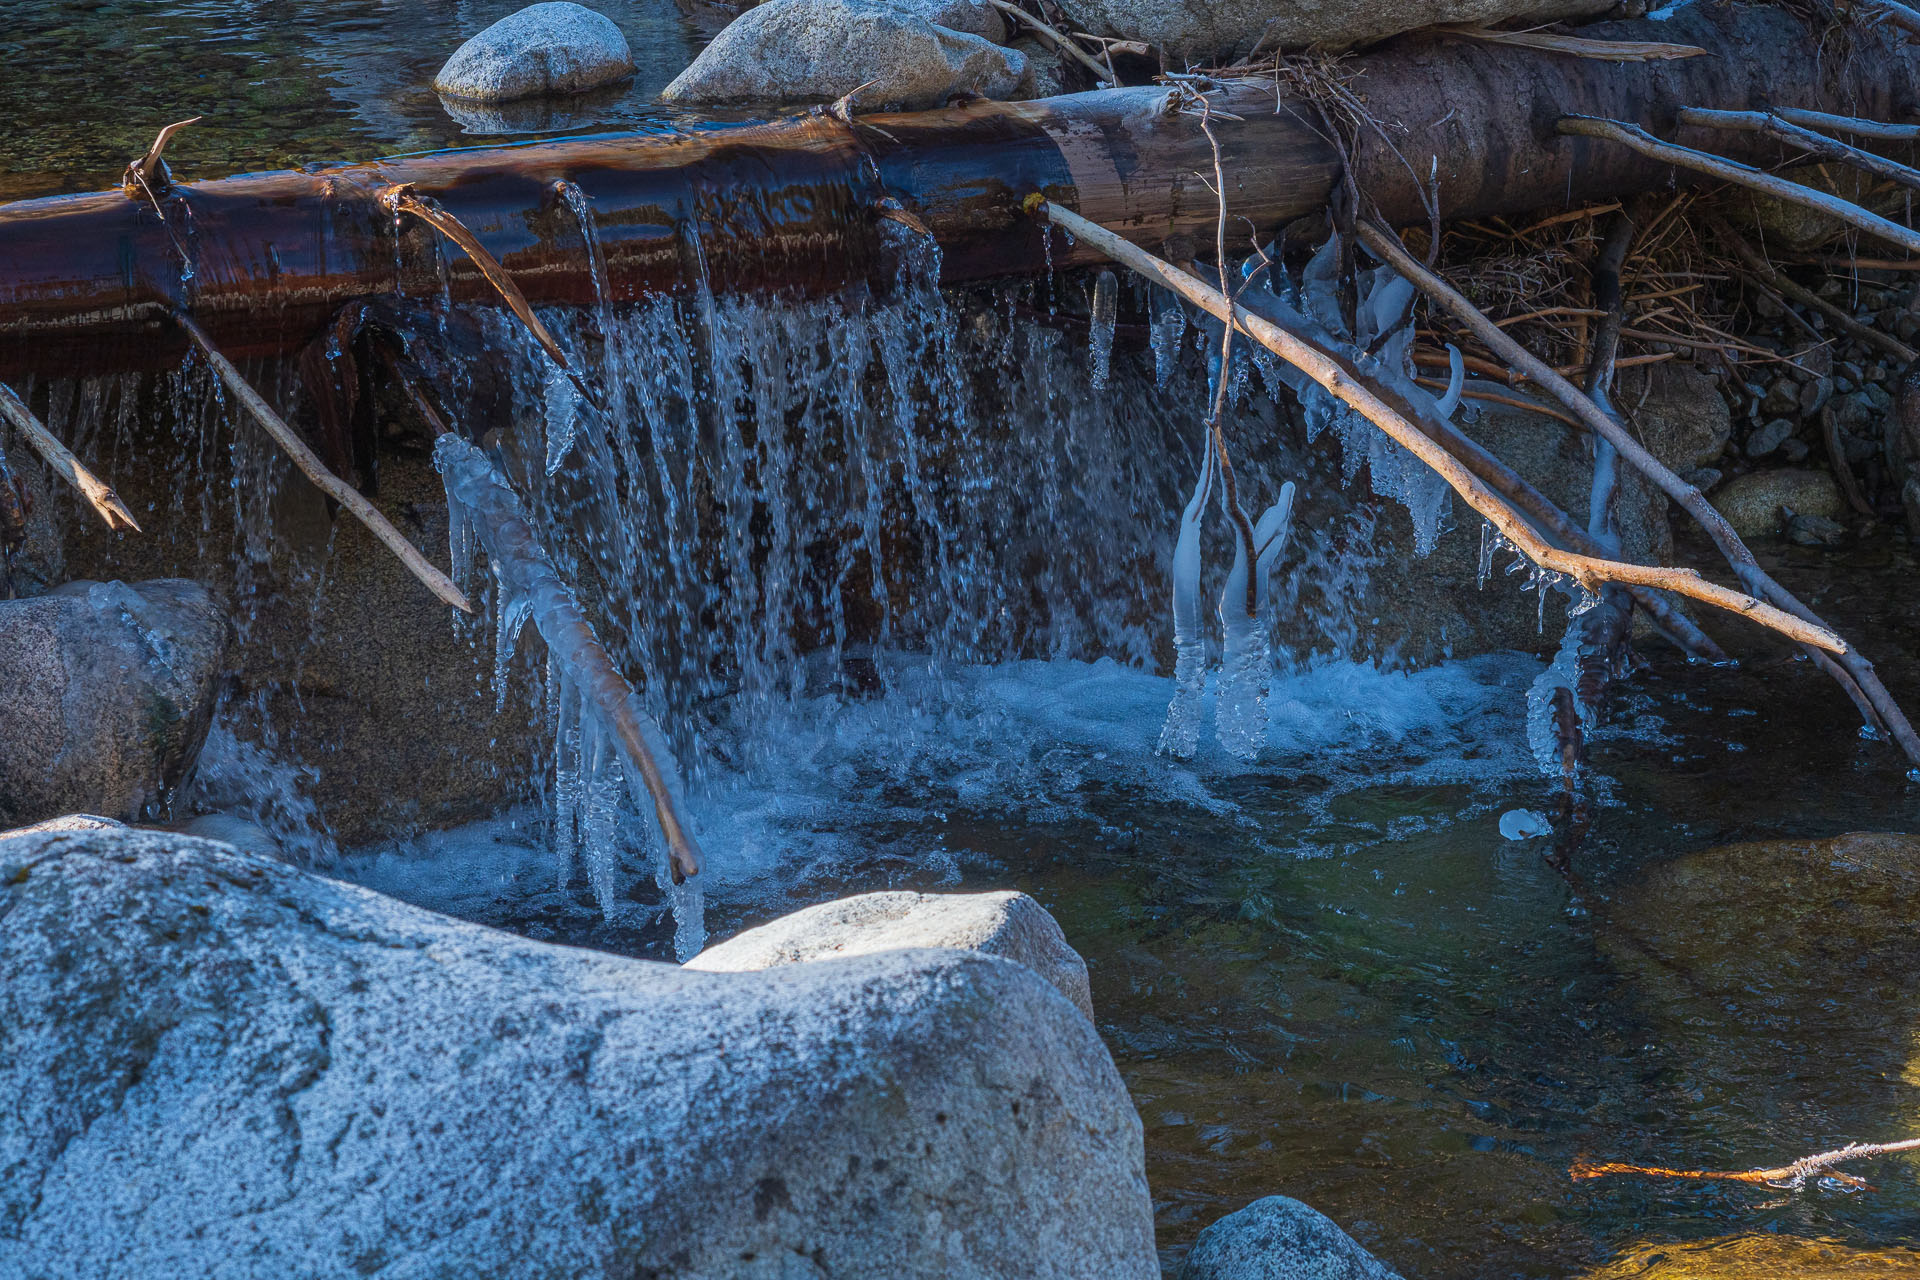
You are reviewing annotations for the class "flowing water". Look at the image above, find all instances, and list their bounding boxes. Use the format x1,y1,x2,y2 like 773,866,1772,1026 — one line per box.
11,6,1920,1277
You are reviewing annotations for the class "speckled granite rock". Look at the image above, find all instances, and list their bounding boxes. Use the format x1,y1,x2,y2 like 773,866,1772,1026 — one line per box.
0,579,224,827
434,3,635,102
687,889,1096,1021
1181,1196,1402,1280
0,828,1155,1280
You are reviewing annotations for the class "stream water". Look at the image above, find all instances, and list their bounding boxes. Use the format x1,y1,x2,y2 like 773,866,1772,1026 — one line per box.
11,5,1920,1277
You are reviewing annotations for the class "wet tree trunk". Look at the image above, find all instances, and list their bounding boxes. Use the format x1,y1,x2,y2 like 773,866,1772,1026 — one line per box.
0,3,1914,376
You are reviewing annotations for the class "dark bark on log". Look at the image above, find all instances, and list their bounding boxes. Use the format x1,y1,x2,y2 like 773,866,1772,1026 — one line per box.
0,4,1915,377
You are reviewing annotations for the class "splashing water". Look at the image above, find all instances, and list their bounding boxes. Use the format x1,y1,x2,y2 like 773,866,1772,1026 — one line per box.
436,432,706,958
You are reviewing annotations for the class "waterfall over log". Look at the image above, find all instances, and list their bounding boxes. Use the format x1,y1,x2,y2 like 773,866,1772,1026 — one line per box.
1,4,1914,377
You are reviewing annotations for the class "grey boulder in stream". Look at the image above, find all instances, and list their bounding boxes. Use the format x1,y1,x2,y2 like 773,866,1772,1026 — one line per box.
0,827,1155,1280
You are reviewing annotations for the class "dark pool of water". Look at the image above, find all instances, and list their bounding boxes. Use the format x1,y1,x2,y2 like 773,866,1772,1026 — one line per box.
0,0,711,201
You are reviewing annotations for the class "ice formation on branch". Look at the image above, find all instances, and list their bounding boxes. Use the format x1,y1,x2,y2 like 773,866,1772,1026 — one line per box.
436,433,706,957
1215,481,1297,760
1157,431,1216,759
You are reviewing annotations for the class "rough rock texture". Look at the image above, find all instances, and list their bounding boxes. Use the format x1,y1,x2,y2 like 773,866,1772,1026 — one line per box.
688,890,1096,1022
1053,0,1609,60
0,579,225,828
890,0,1007,42
0,829,1156,1280
1620,362,1732,472
434,2,636,102
0,814,126,843
1181,1196,1403,1280
661,0,1028,111
1709,468,1844,538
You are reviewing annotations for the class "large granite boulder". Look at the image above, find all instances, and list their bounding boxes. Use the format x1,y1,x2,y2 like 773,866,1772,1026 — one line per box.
0,828,1156,1279
688,889,1096,1021
1181,1196,1402,1279
1052,0,1610,61
434,2,636,103
662,0,1028,111
0,579,224,828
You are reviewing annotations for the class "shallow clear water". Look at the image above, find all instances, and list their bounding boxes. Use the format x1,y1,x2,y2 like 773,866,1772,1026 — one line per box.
337,544,1920,1277
0,0,707,200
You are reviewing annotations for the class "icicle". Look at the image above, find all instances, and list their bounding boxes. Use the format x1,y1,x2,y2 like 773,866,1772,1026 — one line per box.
1300,233,1345,336
1088,268,1117,390
1150,286,1186,387
1157,431,1215,759
1436,344,1465,419
542,361,580,476
435,434,705,932
1214,482,1297,761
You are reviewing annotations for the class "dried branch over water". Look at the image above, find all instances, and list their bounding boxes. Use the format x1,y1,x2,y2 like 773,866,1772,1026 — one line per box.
1355,220,1920,766
1033,199,1842,651
0,381,140,533
172,311,473,613
1573,1136,1920,1192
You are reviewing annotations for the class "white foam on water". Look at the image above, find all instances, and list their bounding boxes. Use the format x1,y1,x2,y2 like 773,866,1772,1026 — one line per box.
338,651,1549,928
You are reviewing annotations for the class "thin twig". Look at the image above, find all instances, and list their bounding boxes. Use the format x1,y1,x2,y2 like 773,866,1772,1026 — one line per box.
984,0,1114,82
1771,106,1920,142
172,311,472,613
1358,219,1920,766
1573,1135,1920,1191
384,185,601,409
1557,116,1920,258
1678,106,1920,195
1822,405,1878,517
0,382,141,532
1711,215,1917,364
1035,200,1840,650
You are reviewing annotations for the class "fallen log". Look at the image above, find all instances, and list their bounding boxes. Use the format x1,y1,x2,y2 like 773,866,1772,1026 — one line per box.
0,4,1916,376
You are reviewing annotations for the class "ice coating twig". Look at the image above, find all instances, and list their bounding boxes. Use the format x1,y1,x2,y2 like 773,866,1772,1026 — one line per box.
1157,430,1215,758
1215,482,1295,761
434,433,703,882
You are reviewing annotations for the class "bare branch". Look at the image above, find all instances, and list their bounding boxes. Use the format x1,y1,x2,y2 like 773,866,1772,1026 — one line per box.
0,382,141,533
1770,106,1920,142
1678,106,1920,194
1573,1135,1920,1192
1557,116,1920,258
1356,218,1920,767
171,311,473,614
1035,200,1843,650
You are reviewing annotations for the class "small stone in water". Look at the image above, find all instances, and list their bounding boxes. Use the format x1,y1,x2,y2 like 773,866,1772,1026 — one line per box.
1499,809,1551,840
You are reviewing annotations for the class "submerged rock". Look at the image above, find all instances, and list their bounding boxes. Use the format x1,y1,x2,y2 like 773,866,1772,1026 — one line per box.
688,889,1096,1021
0,828,1155,1279
661,0,1028,111
1584,1232,1920,1278
1180,1196,1403,1280
1607,832,1920,1089
1708,468,1843,538
1051,0,1608,61
434,2,636,103
0,579,224,828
